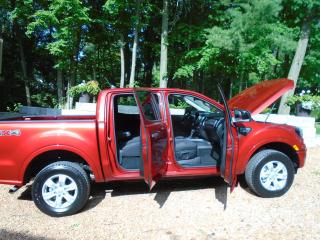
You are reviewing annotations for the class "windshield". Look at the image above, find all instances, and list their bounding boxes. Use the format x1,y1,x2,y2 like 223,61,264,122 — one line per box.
184,96,211,111
168,94,222,115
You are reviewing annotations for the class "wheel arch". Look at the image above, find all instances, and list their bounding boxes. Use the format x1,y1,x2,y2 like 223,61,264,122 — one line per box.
249,142,299,171
21,146,103,184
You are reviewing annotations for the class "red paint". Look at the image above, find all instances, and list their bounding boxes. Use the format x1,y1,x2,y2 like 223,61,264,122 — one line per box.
228,78,294,115
0,79,306,191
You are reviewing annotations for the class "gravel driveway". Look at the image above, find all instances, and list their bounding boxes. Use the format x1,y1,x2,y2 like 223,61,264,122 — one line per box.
0,147,319,240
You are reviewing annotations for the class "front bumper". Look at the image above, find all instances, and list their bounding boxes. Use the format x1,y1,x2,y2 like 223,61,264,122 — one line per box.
297,149,307,168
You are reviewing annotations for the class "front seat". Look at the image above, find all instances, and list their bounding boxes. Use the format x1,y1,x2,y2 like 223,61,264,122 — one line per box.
119,136,141,169
175,137,198,159
174,137,201,166
175,137,215,166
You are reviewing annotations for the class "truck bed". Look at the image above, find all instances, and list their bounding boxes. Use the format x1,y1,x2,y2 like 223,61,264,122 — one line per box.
0,115,102,186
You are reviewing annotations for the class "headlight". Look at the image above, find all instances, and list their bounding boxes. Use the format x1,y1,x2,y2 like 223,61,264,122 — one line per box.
295,127,303,138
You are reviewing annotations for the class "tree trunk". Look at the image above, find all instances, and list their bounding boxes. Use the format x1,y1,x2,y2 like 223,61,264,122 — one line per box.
57,69,64,108
92,65,97,81
66,31,81,109
224,78,232,100
192,70,198,91
97,47,100,82
159,0,169,88
238,67,245,94
120,33,126,88
144,61,154,87
278,20,311,115
66,82,73,110
124,43,131,84
199,70,204,94
18,40,31,106
129,0,140,88
128,27,138,87
272,47,280,76
0,38,3,76
66,60,76,109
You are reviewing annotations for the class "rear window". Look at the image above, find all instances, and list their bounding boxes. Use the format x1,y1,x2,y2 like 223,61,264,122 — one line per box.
115,95,139,114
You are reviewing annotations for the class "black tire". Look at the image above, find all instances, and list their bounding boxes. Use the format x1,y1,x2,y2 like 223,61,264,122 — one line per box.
32,161,90,217
245,150,294,198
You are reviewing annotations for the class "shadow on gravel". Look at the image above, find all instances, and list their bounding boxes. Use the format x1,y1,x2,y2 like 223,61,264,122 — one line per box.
237,174,256,196
17,177,229,213
0,229,54,240
83,177,229,211
17,184,32,200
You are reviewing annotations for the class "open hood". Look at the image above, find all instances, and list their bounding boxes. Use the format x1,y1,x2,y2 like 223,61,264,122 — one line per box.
228,78,294,115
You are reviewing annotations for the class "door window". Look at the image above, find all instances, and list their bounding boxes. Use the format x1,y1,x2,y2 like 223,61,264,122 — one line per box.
135,91,160,121
116,95,139,114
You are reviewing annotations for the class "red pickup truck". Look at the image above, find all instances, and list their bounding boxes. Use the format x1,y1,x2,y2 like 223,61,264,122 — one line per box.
0,78,306,217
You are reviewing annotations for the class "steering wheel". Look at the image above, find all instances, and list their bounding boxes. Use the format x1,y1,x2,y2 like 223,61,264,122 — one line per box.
201,116,224,143
182,107,196,125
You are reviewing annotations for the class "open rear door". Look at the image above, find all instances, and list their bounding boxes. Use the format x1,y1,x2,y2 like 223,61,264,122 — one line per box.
134,90,168,190
218,85,238,191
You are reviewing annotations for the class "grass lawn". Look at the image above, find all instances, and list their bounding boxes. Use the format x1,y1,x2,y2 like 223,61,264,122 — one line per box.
316,123,320,135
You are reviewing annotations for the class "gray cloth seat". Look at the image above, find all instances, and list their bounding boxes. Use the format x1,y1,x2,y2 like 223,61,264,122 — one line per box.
175,137,216,167
119,135,217,169
119,136,141,169
175,138,198,160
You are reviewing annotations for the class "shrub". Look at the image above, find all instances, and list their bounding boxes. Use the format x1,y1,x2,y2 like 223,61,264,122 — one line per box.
286,95,320,110
69,81,101,98
286,94,320,120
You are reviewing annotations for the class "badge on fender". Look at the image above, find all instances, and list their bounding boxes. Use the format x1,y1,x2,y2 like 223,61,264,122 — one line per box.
0,129,21,136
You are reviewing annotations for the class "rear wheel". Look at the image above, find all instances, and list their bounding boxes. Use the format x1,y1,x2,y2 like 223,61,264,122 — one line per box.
32,161,90,217
245,150,294,197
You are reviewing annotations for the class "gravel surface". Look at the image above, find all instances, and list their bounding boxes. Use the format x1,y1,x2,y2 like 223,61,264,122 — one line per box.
0,147,319,240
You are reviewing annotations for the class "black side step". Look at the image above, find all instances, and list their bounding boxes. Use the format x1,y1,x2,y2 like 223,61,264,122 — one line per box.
9,186,20,194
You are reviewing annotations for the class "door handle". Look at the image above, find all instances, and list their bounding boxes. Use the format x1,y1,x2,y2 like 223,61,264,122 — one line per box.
151,132,160,139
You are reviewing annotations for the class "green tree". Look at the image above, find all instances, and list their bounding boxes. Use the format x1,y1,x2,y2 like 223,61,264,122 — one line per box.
278,0,320,114
27,0,91,108
1,0,319,112
173,0,296,98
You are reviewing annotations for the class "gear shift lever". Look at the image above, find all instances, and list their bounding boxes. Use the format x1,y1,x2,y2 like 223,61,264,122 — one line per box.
188,129,195,138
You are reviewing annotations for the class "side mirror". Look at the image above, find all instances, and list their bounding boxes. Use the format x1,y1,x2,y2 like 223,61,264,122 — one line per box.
234,109,252,122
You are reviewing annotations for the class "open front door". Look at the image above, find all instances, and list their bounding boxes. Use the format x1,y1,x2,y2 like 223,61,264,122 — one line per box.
134,90,168,190
218,86,238,191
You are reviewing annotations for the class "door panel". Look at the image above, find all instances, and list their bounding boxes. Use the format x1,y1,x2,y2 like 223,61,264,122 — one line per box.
134,90,168,189
217,86,238,191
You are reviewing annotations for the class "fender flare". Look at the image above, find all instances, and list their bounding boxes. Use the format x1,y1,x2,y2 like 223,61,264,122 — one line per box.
237,137,296,174
19,145,104,184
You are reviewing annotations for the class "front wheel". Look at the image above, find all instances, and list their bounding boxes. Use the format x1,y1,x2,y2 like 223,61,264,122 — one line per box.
245,150,295,198
32,161,91,217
